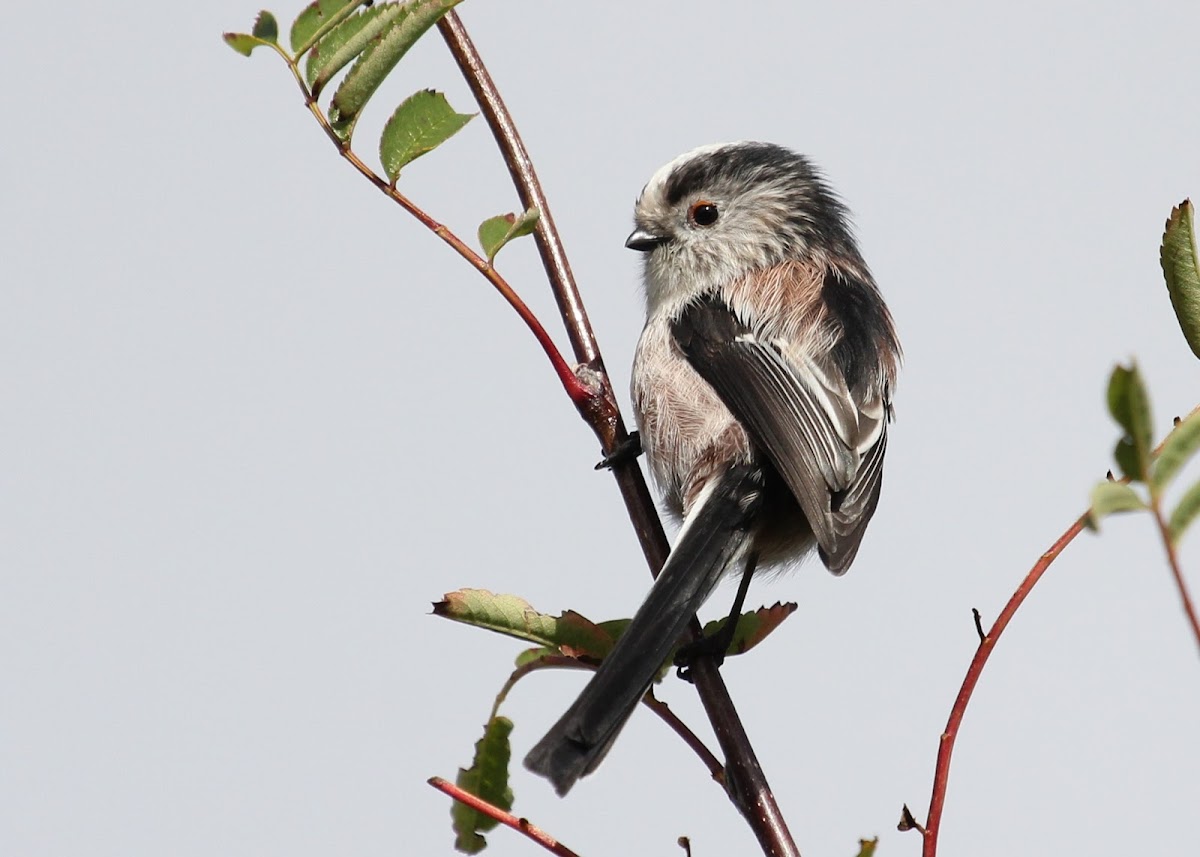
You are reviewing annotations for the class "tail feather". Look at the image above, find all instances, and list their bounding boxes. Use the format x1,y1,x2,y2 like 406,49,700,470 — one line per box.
524,464,764,795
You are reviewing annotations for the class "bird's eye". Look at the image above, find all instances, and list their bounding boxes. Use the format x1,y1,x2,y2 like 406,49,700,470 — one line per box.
689,201,719,227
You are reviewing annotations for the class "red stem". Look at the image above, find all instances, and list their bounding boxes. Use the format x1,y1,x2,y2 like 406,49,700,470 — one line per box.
339,148,593,408
495,656,724,779
428,777,581,857
1151,503,1200,653
921,516,1086,856
278,52,593,409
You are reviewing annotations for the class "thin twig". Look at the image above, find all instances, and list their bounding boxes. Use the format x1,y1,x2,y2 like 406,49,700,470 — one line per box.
920,406,1200,854
1150,502,1200,652
437,12,801,856
920,516,1087,857
493,655,724,779
1148,404,1200,653
971,608,985,643
643,693,726,781
428,777,581,857
272,45,593,408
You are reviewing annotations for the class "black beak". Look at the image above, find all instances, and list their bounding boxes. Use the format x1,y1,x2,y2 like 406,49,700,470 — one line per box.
625,228,669,252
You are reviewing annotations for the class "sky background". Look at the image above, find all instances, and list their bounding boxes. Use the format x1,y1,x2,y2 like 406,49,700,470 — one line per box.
5,2,1200,855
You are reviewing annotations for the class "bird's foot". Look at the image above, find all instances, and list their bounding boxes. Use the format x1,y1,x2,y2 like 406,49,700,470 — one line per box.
594,432,643,470
673,620,737,683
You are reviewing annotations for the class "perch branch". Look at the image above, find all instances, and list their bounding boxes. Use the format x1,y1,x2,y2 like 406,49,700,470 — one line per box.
437,12,800,856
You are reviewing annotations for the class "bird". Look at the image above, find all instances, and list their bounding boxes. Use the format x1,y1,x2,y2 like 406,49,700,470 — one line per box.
524,141,901,795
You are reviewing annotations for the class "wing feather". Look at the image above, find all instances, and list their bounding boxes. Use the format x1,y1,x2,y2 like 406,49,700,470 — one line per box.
672,291,888,573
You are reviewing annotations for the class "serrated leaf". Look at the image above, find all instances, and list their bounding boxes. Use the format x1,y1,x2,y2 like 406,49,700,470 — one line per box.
329,0,464,138
252,10,279,43
1169,479,1200,542
1085,480,1147,531
855,839,879,857
223,31,275,56
304,4,385,87
433,589,618,660
1107,363,1153,481
1161,199,1200,361
380,90,474,181
452,716,514,854
1152,409,1200,491
290,0,354,53
308,2,406,93
695,602,798,657
478,208,540,263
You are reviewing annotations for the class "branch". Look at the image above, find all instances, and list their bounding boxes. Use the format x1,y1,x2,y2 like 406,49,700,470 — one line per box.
437,12,800,856
1150,499,1200,653
271,44,594,410
918,404,1200,854
643,692,726,782
494,654,724,780
1148,404,1200,652
920,515,1087,857
428,776,581,857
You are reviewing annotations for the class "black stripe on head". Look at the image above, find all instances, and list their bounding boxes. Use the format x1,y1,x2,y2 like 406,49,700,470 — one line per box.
663,143,811,206
822,268,897,395
664,143,859,258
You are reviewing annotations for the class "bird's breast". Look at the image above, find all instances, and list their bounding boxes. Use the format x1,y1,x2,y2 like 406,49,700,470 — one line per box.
631,316,754,520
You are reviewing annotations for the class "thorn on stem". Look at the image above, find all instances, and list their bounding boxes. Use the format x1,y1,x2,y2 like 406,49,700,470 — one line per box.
1175,415,1183,426
972,607,986,643
1106,470,1115,481
897,803,926,834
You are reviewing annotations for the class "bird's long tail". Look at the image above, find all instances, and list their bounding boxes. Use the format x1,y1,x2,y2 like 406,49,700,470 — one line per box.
523,463,764,795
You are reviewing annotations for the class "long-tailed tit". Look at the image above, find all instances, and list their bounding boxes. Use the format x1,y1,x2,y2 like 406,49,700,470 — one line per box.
525,142,901,795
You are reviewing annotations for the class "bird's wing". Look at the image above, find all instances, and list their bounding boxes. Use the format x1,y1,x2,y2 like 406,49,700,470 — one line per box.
671,291,887,573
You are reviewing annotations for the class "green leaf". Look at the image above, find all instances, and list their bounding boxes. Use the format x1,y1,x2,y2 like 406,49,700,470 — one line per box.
380,90,475,181
1106,363,1153,482
1085,480,1147,531
329,0,465,138
1113,439,1142,485
1152,410,1200,491
309,2,407,94
855,839,879,857
695,602,798,657
251,10,279,43
223,31,275,56
513,646,559,669
478,208,540,263
290,0,354,53
1169,479,1200,542
304,4,385,87
1161,199,1200,361
452,716,514,854
433,589,618,660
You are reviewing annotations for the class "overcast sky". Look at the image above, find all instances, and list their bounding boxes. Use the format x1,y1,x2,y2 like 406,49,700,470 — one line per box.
6,2,1200,856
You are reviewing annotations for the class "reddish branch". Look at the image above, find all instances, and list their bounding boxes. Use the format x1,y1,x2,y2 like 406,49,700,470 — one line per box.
1151,502,1200,653
272,46,593,409
920,516,1087,856
493,655,724,780
428,777,581,857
